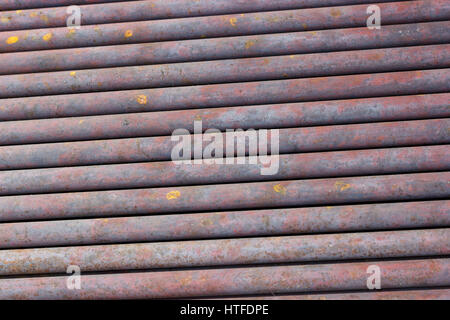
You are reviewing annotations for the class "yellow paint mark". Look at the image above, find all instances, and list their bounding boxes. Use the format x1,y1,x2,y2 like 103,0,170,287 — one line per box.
309,31,317,36
240,14,244,17
124,30,133,38
326,206,333,209
273,184,287,195
136,95,148,104
1,16,11,23
330,8,342,17
30,12,37,18
79,120,85,125
289,55,295,59
6,36,18,44
39,14,49,23
245,40,255,49
70,71,77,77
166,190,181,200
335,181,351,192
66,28,76,38
42,32,52,41
94,26,103,36
103,219,109,223
16,10,23,15
229,17,237,26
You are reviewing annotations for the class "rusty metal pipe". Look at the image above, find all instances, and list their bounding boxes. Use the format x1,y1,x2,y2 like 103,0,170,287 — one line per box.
0,200,448,248
218,289,450,300
0,0,416,31
1,229,449,274
2,44,449,97
0,92,448,124
0,146,448,196
0,259,448,299
0,0,134,11
1,20,448,66
1,69,448,120
1,118,448,168
0,172,448,222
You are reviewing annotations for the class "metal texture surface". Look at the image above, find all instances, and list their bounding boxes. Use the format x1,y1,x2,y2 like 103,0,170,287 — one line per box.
0,172,448,222
0,259,448,299
0,200,448,248
1,69,449,120
0,229,449,274
0,146,448,195
0,0,415,31
0,118,448,169
0,0,449,300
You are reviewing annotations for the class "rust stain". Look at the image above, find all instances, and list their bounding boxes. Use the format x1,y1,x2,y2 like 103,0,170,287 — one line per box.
124,30,133,38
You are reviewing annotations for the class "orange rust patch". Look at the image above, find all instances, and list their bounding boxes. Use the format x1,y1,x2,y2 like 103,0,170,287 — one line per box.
124,30,133,38
245,40,255,49
330,8,342,17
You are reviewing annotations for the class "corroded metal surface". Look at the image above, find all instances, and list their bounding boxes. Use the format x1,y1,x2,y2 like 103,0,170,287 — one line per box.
1,229,449,274
1,201,448,248
0,69,448,119
217,289,450,300
0,0,423,31
0,118,448,168
0,172,448,222
1,45,449,95
0,146,448,195
0,259,448,299
0,0,449,300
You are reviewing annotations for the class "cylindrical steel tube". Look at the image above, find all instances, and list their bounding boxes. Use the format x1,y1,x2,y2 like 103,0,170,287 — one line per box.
1,20,448,62
0,172,448,222
1,69,448,120
0,259,448,299
0,201,448,248
218,289,450,300
0,0,420,31
0,118,448,169
1,229,448,274
0,0,132,11
0,110,448,148
2,44,449,96
0,146,447,196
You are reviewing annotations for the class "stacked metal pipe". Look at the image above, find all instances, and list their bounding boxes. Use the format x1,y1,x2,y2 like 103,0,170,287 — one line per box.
0,0,449,300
